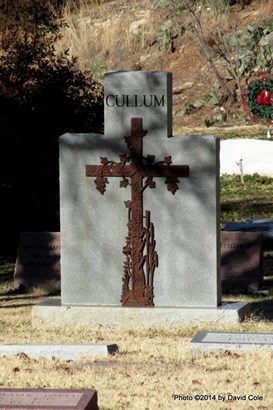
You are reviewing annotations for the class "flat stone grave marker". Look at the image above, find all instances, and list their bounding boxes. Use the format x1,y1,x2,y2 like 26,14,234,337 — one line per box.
220,231,263,291
190,331,273,352
14,232,60,289
0,343,118,360
0,388,98,409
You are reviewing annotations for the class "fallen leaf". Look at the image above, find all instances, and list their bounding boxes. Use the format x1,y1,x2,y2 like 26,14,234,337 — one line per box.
192,379,201,385
17,352,32,363
12,367,20,373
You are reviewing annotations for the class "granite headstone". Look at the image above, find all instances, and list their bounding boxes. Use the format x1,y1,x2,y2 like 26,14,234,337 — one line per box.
14,232,60,289
60,71,221,307
220,231,263,291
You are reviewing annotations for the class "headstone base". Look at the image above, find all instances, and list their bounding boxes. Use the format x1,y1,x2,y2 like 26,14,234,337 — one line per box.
32,298,250,327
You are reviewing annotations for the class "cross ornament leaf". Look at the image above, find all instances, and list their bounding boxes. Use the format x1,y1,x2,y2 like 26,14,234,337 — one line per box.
165,177,180,195
94,176,108,194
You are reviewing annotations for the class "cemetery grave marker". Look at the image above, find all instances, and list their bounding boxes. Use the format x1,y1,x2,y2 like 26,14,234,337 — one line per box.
0,388,98,410
33,70,250,326
0,343,118,360
220,231,263,291
59,70,222,309
14,232,60,289
190,331,273,352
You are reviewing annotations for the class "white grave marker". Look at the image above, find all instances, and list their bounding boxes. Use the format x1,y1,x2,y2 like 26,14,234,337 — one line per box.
190,331,273,352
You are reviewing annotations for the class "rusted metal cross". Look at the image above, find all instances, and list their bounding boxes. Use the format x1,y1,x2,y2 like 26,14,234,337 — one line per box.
86,118,189,307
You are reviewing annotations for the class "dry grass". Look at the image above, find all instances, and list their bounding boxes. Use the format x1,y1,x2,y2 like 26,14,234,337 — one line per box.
173,123,269,139
1,288,273,409
55,0,163,79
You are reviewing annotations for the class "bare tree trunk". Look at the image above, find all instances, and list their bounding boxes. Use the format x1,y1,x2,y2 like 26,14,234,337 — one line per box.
184,1,236,103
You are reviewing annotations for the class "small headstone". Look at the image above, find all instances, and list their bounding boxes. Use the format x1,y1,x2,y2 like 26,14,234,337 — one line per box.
14,232,60,289
0,388,98,409
190,331,273,352
220,231,263,291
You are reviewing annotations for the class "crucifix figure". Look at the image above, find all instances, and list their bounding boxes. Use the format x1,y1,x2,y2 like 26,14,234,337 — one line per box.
86,118,189,307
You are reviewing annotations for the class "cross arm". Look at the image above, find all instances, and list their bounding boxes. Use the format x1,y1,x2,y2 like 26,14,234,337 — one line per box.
86,164,189,178
86,164,127,177
142,164,189,178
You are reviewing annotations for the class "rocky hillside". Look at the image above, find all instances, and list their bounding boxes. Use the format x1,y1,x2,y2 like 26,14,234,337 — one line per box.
58,0,273,134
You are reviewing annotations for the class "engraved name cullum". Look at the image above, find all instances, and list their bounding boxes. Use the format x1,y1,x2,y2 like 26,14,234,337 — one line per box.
105,94,165,108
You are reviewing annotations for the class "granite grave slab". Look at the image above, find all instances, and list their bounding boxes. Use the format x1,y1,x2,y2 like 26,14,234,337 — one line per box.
0,343,118,360
14,232,60,289
190,331,273,352
220,231,263,291
0,388,98,410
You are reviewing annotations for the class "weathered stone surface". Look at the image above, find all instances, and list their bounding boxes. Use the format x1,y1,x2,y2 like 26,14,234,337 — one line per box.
0,388,98,409
129,18,147,35
173,82,194,93
259,32,273,47
190,331,273,352
221,231,263,291
14,232,60,289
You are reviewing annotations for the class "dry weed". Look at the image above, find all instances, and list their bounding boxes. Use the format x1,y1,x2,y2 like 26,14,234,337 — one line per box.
54,0,164,78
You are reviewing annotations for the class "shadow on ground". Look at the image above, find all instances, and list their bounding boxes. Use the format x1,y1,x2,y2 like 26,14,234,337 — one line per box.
250,299,273,321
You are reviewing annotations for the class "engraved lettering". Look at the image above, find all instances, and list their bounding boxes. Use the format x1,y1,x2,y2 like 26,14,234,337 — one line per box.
105,94,165,108
105,95,115,107
143,95,152,107
154,94,165,107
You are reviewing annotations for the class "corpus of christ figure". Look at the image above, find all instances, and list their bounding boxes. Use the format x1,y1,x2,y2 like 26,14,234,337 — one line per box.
86,118,189,307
